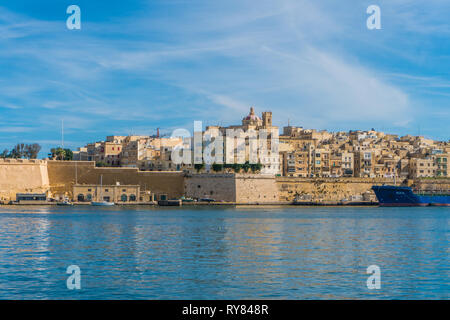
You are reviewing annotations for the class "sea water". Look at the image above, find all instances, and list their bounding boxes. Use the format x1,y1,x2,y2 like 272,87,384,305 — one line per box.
0,205,448,299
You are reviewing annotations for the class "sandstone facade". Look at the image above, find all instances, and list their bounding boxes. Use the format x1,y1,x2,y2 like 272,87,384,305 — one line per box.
276,177,393,202
0,160,446,204
47,161,184,200
0,159,49,202
184,173,278,203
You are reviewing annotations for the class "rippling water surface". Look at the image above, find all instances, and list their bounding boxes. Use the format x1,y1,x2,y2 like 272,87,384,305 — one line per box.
0,205,448,299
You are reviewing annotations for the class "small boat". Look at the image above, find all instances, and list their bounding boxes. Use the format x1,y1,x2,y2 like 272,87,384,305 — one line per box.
91,201,115,206
158,199,182,206
57,200,73,206
91,174,115,206
180,196,195,203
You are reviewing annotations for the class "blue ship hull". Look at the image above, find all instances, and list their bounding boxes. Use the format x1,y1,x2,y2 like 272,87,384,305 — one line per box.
372,185,450,207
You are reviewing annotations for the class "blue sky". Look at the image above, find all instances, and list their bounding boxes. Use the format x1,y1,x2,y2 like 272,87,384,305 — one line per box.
0,0,449,157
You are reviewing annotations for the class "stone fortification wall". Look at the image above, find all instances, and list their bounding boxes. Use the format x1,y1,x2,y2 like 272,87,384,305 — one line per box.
184,173,236,202
47,161,184,200
276,177,394,202
235,174,278,203
413,178,450,191
5,159,445,205
184,173,278,203
0,159,49,202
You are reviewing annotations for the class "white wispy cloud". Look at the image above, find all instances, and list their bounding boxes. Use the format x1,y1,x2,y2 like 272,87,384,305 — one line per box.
0,126,34,133
0,0,448,147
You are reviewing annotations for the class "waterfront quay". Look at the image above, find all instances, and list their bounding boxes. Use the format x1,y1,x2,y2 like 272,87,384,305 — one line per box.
1,158,449,206
1,158,450,205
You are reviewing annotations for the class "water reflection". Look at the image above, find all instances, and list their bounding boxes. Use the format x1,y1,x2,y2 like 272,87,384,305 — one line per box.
0,205,447,299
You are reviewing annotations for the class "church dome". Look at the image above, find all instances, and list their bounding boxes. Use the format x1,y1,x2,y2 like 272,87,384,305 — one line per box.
243,107,261,122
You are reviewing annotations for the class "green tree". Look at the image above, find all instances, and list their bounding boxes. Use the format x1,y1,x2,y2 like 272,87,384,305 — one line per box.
50,147,66,160
64,148,73,160
194,163,205,173
212,163,223,172
250,162,263,173
0,143,41,159
10,143,26,158
0,149,9,158
232,163,242,173
49,147,73,160
242,161,251,173
95,161,108,167
25,143,41,159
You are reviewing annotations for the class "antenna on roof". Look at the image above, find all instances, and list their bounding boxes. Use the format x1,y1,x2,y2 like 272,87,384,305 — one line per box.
61,119,64,148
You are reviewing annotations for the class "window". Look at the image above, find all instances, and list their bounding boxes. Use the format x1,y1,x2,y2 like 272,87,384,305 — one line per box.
105,189,109,192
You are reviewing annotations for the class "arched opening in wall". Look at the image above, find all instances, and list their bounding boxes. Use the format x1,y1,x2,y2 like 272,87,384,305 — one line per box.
121,194,128,202
129,194,136,202
86,194,92,201
77,194,85,202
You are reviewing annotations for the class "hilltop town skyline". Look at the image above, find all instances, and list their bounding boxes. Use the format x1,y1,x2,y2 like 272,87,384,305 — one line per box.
1,1,449,156
1,105,449,160
49,107,448,181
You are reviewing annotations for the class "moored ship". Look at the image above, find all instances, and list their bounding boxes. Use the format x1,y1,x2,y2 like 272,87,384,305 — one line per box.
372,185,450,207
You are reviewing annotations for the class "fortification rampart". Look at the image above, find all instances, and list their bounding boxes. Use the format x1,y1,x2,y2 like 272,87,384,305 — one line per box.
413,178,450,191
1,159,445,204
235,174,279,203
276,177,394,202
0,159,49,202
184,173,236,202
184,173,278,203
47,161,184,200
